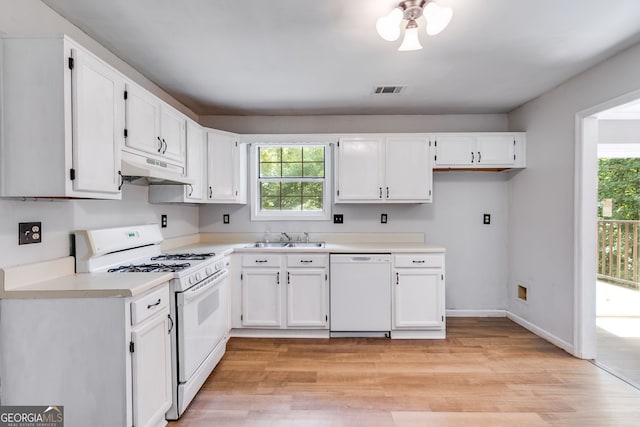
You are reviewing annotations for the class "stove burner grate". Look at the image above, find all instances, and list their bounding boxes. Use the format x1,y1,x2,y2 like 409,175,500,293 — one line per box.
150,253,215,261
107,262,192,273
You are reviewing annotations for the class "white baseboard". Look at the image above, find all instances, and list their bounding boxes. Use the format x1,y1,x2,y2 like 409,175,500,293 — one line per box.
446,309,507,317
506,311,574,355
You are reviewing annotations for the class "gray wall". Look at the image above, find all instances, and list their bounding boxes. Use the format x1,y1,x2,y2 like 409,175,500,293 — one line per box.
508,42,640,344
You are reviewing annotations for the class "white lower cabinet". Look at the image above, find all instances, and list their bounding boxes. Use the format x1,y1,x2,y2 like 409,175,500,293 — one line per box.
0,284,172,427
392,253,446,338
131,286,173,427
286,254,329,328
238,253,329,332
241,267,283,327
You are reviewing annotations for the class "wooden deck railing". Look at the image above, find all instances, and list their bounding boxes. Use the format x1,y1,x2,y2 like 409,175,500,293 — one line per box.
598,220,640,289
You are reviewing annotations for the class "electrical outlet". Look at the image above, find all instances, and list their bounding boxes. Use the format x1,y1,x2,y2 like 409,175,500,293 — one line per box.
19,222,42,245
483,214,491,225
223,214,230,224
161,214,168,228
381,213,388,224
333,214,344,224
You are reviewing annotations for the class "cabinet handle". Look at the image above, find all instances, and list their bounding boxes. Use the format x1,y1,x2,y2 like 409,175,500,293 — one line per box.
167,314,174,334
477,151,481,163
187,184,193,196
379,187,383,199
157,136,163,153
162,138,167,154
287,272,290,284
412,260,426,264
300,260,313,264
471,152,474,163
209,186,213,198
254,259,268,263
118,171,124,190
147,298,161,309
386,187,389,198
276,272,280,285
396,272,399,285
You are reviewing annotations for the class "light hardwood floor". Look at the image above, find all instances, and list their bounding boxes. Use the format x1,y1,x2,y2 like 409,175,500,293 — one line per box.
169,318,640,426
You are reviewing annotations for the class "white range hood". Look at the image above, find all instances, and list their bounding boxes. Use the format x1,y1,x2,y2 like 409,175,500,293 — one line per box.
121,151,193,186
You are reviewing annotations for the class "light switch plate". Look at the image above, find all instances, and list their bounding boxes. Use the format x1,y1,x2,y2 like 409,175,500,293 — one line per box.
381,214,388,224
483,214,491,225
223,214,230,224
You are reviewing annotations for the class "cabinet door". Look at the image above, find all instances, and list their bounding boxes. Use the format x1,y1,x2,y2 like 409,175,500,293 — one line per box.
385,136,432,202
207,131,244,203
287,268,328,328
336,137,384,201
241,268,282,327
393,269,444,329
131,312,172,427
185,121,205,201
433,135,476,166
125,83,161,156
476,134,516,166
71,47,123,196
160,104,186,164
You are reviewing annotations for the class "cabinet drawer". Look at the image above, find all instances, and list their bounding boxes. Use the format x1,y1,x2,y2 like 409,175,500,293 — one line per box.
287,254,328,268
394,253,444,268
131,285,170,326
242,254,282,267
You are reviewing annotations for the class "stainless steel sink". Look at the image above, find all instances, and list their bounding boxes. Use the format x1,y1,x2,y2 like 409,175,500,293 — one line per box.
246,241,325,248
289,242,325,248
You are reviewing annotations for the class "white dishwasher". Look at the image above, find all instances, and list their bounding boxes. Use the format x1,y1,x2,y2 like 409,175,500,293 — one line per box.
330,254,392,337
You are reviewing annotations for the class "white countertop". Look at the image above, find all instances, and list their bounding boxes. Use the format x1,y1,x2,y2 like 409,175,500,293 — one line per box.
234,242,446,253
0,241,445,299
0,257,172,299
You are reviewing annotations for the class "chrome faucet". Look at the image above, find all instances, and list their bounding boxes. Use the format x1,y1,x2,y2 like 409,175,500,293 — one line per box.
303,232,310,243
280,232,291,242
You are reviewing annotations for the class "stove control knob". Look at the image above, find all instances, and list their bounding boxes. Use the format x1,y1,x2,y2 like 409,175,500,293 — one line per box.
196,272,202,281
206,267,213,275
189,276,195,285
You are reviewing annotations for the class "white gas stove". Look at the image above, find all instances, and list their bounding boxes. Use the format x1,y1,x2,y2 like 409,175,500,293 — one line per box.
74,224,229,420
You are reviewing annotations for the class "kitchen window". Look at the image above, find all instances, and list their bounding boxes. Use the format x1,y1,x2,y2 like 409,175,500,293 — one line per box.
250,143,331,221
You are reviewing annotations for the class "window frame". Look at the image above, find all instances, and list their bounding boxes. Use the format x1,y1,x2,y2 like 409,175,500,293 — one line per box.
250,142,332,221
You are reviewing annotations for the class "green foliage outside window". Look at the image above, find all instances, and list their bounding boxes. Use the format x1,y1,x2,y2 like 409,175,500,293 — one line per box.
598,158,640,220
258,146,325,212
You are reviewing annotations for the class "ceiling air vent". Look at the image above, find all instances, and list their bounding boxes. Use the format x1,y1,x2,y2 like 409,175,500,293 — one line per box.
372,85,406,95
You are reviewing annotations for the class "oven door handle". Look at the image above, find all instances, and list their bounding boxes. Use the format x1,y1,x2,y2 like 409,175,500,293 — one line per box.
182,270,228,303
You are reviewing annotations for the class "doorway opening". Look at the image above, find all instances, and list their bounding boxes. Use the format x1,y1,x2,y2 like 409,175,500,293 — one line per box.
594,104,640,386
576,94,640,388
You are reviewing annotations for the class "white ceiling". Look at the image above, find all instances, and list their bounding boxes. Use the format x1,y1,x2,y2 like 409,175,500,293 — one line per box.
42,0,640,116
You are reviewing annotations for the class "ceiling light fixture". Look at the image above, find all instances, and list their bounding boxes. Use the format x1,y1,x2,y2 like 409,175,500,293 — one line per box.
377,0,453,51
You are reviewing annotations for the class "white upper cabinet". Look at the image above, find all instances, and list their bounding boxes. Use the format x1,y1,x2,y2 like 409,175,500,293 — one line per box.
433,132,526,169
148,119,206,204
335,136,384,201
385,136,432,201
124,82,186,167
335,135,432,203
0,35,123,199
206,129,247,204
184,121,206,201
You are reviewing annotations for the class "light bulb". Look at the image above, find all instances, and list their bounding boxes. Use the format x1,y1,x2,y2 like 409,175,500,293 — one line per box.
424,2,453,36
376,7,403,41
398,20,422,51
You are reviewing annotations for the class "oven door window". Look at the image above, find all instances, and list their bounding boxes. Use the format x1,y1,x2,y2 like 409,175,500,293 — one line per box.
177,272,228,382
